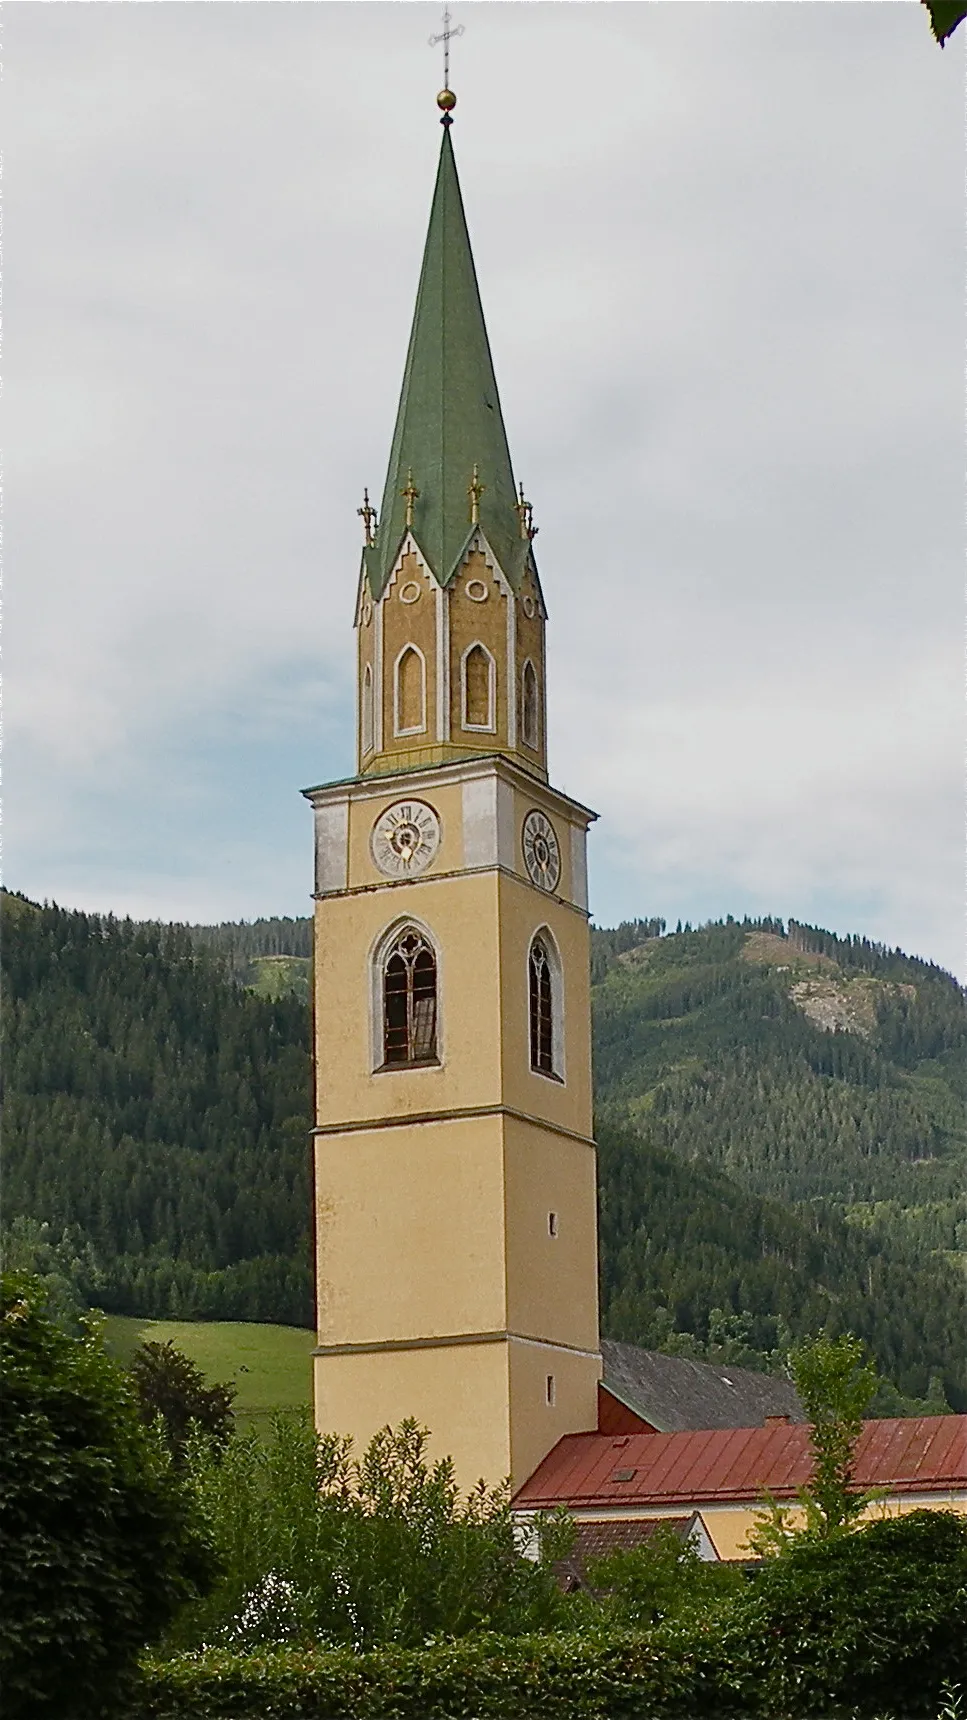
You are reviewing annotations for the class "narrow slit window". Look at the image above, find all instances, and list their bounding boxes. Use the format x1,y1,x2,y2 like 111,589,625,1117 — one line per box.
546,1374,556,1407
521,660,539,750
548,1211,558,1238
529,937,554,1074
383,930,437,1065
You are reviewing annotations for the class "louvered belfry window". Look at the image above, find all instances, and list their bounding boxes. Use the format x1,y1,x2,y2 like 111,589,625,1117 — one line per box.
383,930,438,1065
529,937,553,1074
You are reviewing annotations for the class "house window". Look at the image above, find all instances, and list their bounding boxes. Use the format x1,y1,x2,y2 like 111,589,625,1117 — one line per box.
361,663,374,756
548,1211,558,1238
546,1374,556,1407
529,936,554,1074
521,660,539,750
462,643,495,730
395,646,426,736
383,928,437,1065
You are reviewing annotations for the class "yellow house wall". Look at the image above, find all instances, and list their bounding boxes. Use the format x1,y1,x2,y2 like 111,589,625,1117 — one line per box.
315,1114,507,1346
561,1496,967,1564
508,1340,601,1492
314,1340,513,1490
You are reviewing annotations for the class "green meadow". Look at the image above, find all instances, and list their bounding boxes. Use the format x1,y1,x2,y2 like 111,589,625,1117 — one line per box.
102,1316,313,1430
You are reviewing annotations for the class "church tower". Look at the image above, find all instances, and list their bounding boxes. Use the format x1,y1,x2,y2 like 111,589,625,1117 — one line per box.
305,95,601,1491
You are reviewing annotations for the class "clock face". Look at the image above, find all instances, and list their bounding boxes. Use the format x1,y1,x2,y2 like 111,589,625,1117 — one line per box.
371,800,441,879
522,809,561,893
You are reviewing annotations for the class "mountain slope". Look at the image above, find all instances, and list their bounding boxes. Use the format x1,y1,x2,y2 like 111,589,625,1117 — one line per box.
3,894,964,1405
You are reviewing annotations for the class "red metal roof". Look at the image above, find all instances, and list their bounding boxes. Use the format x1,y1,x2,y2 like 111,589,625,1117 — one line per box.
514,1416,967,1508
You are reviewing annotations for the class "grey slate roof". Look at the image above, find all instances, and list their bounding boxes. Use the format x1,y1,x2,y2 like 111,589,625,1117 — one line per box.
601,1340,805,1433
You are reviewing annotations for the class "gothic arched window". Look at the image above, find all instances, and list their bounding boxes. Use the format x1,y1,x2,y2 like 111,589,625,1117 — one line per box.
521,660,539,751
383,928,438,1065
361,663,374,756
462,643,495,730
529,935,554,1075
395,646,426,736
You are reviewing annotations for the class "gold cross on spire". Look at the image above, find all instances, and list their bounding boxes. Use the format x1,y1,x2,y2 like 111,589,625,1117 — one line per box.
430,8,463,123
468,463,485,525
401,470,420,530
357,487,377,547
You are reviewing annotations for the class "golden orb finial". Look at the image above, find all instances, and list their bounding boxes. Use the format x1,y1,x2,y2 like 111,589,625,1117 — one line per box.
437,87,456,113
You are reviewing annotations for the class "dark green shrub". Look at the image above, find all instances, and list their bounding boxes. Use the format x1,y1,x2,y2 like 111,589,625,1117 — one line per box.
130,1339,236,1462
739,1508,967,1717
0,1273,217,1720
134,1629,717,1719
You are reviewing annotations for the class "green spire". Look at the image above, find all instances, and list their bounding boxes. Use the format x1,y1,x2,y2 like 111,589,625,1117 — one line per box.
364,126,528,598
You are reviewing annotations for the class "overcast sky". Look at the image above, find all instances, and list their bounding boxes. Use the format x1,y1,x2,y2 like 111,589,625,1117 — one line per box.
8,1,964,975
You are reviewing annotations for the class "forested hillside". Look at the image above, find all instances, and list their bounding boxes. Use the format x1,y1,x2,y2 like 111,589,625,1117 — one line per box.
3,893,965,1406
1,894,312,1325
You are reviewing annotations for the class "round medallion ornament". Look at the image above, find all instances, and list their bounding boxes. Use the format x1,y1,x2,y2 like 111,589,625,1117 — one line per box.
399,581,421,605
522,809,561,893
466,579,488,602
371,800,441,878
522,595,536,619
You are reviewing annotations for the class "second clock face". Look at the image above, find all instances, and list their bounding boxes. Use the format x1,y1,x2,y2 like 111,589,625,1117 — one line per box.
522,809,561,893
371,800,441,878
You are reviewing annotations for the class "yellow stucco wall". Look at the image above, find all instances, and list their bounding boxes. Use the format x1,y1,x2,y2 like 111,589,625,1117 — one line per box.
315,1114,507,1346
503,1116,599,1351
315,1341,514,1489
310,755,600,1491
508,1339,601,1492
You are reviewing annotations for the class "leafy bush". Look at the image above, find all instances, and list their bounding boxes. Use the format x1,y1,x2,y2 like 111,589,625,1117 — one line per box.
130,1339,236,1462
169,1416,570,1653
0,1273,217,1720
583,1522,744,1627
737,1508,967,1717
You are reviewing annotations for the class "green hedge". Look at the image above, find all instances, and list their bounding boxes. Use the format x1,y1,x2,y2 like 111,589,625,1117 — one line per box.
132,1627,747,1720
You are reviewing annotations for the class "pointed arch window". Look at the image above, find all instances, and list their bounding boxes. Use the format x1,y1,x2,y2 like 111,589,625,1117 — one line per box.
383,928,438,1065
521,660,539,751
529,936,554,1075
361,663,374,756
394,646,426,737
462,643,495,731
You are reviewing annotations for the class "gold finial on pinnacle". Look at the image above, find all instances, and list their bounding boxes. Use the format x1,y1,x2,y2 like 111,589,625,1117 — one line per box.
468,463,485,525
401,470,420,530
357,486,377,547
429,9,463,125
517,481,538,542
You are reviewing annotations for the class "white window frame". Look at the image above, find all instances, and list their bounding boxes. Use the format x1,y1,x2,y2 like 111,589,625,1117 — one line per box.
393,644,427,738
460,641,497,733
